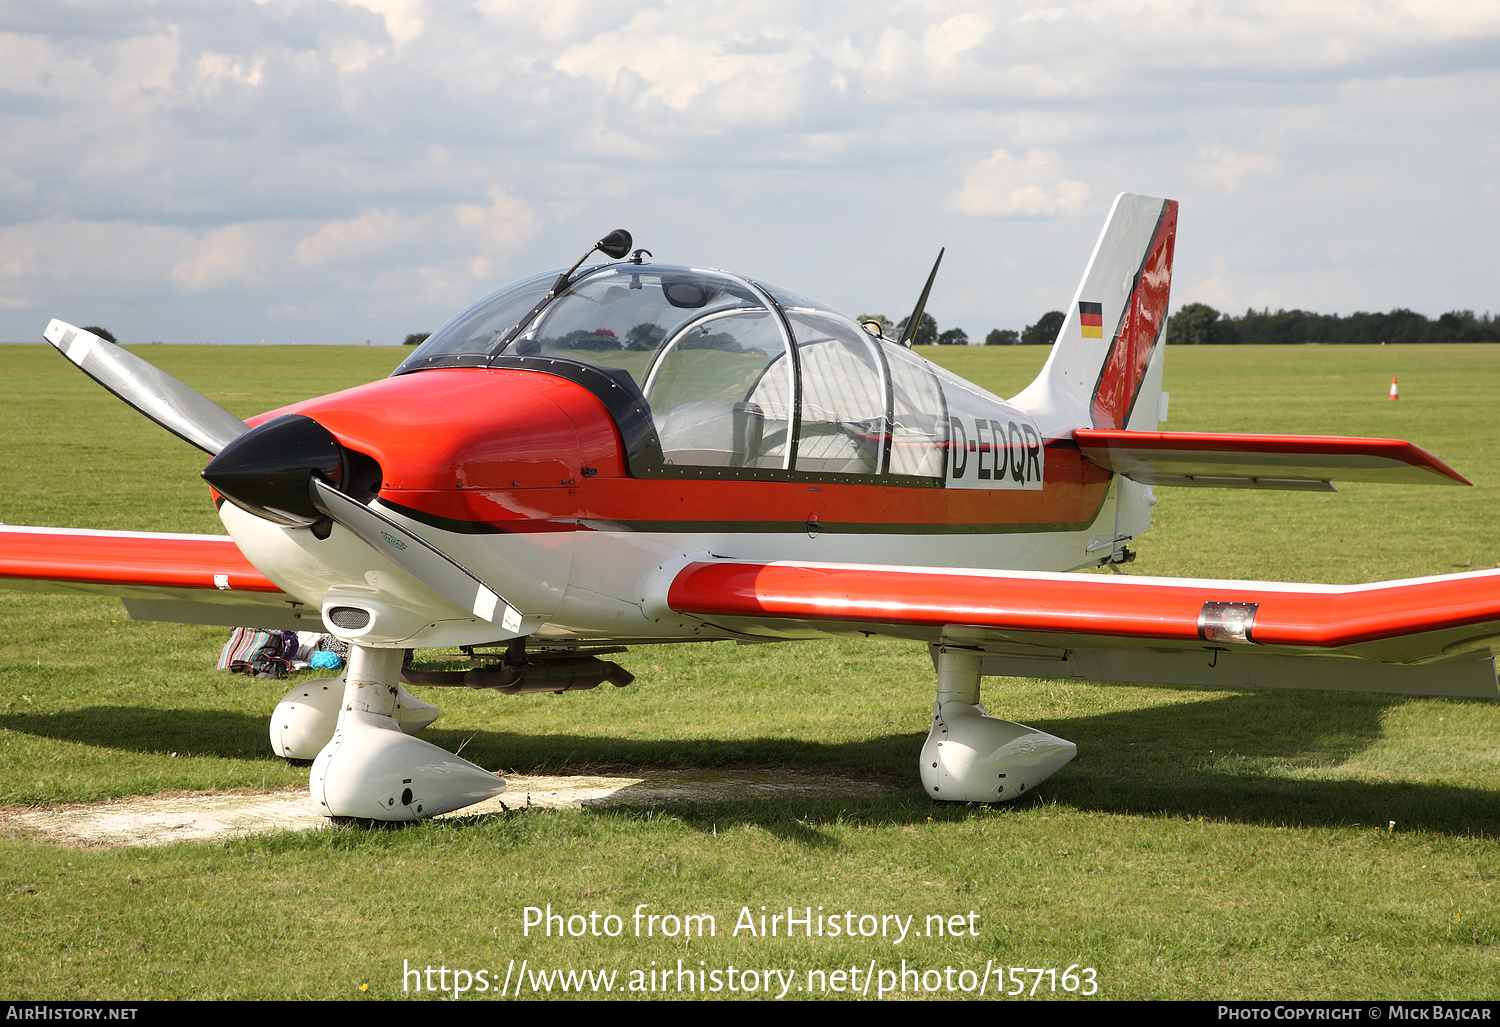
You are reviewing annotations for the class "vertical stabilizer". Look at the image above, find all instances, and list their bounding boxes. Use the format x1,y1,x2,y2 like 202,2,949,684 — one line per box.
1012,194,1178,439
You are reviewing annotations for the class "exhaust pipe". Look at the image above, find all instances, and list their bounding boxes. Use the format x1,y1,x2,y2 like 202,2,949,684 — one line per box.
402,655,634,694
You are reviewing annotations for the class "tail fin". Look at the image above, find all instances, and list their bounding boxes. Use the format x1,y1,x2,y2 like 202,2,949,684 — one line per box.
1012,193,1178,437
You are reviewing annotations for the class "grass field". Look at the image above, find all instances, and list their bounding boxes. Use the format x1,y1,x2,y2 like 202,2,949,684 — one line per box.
1,341,1497,1000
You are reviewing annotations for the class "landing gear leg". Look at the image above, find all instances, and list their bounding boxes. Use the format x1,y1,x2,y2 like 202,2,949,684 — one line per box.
310,645,505,821
920,647,1077,802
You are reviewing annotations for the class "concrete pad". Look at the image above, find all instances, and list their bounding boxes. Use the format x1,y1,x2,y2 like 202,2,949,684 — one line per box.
5,769,887,848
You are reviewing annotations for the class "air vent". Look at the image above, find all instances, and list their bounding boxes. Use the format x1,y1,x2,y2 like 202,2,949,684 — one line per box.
328,606,372,630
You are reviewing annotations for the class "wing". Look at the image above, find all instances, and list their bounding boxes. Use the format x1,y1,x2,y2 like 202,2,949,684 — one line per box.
665,560,1500,699
1075,429,1471,490
0,526,312,630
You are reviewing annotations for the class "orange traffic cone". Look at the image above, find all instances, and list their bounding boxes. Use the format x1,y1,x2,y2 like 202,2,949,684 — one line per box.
1389,376,1399,401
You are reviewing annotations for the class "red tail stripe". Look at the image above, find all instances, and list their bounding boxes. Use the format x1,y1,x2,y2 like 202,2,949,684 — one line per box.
1091,201,1178,429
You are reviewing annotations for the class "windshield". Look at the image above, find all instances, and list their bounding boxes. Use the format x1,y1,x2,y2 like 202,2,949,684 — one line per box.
392,262,948,480
395,264,770,382
394,270,556,372
509,266,764,385
515,266,795,469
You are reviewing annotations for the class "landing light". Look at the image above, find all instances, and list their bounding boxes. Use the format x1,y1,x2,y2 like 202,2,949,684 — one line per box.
1198,601,1258,643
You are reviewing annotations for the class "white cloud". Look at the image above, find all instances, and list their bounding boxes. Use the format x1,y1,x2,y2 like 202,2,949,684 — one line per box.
293,210,418,269
0,216,196,328
920,12,993,73
345,0,426,49
291,186,538,273
453,185,540,254
1198,146,1280,191
159,186,538,302
0,167,36,206
195,52,265,91
170,222,294,293
552,20,827,123
949,149,1092,217
2,1,1499,341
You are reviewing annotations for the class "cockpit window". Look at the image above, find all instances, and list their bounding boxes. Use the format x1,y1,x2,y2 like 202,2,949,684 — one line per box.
751,279,826,316
394,270,556,371
491,266,796,470
647,309,794,469
393,262,949,483
786,311,888,475
886,344,948,477
507,267,764,387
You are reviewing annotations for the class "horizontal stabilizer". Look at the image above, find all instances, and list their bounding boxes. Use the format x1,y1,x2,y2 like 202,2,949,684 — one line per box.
1074,429,1470,489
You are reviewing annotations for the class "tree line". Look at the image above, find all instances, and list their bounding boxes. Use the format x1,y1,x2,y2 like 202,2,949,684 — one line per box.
1165,304,1500,345
965,305,1500,348
857,311,1064,346
401,303,1498,351
919,304,1500,348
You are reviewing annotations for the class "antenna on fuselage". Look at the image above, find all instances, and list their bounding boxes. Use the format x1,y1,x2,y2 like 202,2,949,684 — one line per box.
897,247,944,348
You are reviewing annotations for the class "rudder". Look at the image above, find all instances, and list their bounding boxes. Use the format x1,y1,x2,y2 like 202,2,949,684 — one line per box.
1012,193,1178,437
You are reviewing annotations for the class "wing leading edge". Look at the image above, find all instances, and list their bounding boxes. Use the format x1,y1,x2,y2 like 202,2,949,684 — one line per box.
667,560,1500,699
0,526,310,630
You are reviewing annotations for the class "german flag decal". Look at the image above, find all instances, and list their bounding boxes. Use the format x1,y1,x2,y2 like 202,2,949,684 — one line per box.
1079,301,1104,339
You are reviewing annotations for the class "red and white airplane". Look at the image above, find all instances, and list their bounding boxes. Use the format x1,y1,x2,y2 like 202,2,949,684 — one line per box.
3,193,1494,821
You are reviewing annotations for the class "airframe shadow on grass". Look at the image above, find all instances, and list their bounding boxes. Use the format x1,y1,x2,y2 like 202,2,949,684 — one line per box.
3,686,1496,840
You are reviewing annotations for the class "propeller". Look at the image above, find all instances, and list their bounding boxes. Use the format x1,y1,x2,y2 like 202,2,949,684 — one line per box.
42,320,249,455
202,414,518,628
41,320,518,630
307,477,513,627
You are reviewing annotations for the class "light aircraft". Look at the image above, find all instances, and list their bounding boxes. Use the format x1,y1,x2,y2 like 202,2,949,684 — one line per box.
3,193,1496,822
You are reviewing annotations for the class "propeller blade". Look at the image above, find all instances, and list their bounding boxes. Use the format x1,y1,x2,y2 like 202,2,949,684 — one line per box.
42,320,249,456
308,477,520,631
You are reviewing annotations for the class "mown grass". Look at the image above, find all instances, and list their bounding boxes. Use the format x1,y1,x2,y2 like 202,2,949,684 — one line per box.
1,342,1497,1000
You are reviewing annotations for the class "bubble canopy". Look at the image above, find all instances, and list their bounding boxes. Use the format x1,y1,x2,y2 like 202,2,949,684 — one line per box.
395,264,775,374
394,263,952,483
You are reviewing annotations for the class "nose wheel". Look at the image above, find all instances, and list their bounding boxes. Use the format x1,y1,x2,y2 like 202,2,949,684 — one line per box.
308,645,505,821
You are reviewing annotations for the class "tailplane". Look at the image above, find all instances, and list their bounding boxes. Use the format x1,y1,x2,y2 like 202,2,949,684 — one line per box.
1010,194,1467,570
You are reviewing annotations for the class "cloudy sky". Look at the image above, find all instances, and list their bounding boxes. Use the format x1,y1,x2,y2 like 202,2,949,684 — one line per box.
1,0,1497,345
